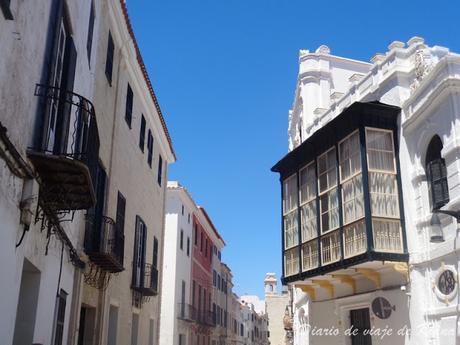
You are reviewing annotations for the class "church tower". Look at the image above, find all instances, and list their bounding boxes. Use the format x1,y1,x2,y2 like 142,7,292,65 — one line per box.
264,272,277,296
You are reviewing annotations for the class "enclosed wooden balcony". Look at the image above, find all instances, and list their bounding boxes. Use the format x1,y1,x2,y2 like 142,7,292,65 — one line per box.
84,216,124,273
272,102,408,286
28,84,99,211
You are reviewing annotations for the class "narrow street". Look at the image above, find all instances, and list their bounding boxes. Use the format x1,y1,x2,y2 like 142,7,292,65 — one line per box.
1,2,460,345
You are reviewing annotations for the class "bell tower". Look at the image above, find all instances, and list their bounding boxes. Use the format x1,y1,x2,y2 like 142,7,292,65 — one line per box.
264,273,277,296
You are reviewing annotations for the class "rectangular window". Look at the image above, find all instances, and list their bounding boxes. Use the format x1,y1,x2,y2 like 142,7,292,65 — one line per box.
105,31,114,85
52,289,68,345
133,217,147,287
284,248,299,277
213,270,216,286
86,2,95,66
153,237,159,292
139,115,146,152
107,305,118,345
200,232,203,252
125,84,133,128
318,148,339,233
340,131,365,225
321,230,340,264
157,155,163,186
319,189,339,232
366,128,402,254
116,192,126,234
179,334,186,345
343,219,367,258
205,239,208,257
149,319,155,345
299,162,317,242
318,147,337,193
217,274,221,290
180,230,184,250
187,237,190,256
283,174,299,249
147,130,153,167
302,240,318,271
372,219,403,253
192,280,196,307
131,314,139,345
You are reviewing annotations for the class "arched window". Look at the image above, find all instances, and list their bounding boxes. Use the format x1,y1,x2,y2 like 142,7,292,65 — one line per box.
425,135,449,210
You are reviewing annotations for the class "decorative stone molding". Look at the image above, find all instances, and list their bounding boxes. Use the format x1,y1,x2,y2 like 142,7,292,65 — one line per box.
408,36,425,46
330,91,344,101
388,41,405,50
349,73,364,83
315,45,330,55
371,53,386,64
410,49,433,92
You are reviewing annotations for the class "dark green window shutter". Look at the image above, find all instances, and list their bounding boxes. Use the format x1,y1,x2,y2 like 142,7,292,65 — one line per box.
427,158,449,210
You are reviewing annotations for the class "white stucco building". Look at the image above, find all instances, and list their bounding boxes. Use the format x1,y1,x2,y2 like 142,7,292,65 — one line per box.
272,37,460,345
160,182,195,345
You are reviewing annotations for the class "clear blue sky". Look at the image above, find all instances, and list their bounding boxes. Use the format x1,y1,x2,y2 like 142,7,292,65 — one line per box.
127,0,460,297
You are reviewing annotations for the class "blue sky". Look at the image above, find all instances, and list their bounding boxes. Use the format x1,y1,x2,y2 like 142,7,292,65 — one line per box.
127,0,460,297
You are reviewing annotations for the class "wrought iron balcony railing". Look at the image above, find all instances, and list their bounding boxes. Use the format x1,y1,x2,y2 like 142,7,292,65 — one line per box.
84,215,124,273
177,303,196,322
132,263,159,296
27,84,99,211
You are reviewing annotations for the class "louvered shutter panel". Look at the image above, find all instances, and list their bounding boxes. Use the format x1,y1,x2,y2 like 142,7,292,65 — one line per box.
116,193,126,265
428,158,449,210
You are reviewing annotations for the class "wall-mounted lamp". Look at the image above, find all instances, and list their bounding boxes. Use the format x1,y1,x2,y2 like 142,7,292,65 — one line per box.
430,209,460,243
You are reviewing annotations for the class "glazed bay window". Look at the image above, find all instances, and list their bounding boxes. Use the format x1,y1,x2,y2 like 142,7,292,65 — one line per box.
274,102,408,281
283,175,299,249
366,128,403,253
318,148,339,233
300,162,317,242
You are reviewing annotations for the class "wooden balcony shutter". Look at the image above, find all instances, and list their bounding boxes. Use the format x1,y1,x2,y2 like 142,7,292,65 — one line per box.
427,158,449,210
115,193,126,263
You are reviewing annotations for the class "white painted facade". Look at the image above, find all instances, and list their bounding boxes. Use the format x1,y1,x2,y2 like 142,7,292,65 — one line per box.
160,182,195,345
0,1,98,344
284,37,460,345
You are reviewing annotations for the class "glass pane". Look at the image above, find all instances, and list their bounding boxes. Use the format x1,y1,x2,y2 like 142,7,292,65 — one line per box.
343,220,367,258
283,175,298,214
301,201,317,242
373,219,403,253
284,210,299,249
321,231,341,264
320,189,339,233
300,163,316,204
318,148,337,193
284,248,300,277
366,129,395,172
369,173,399,218
340,132,361,181
342,174,364,224
302,241,319,271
